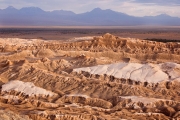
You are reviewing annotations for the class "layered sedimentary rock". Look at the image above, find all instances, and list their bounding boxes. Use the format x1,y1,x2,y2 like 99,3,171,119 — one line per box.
0,34,180,120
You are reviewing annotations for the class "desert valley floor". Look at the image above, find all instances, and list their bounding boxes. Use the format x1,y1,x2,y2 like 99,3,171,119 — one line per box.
0,28,180,120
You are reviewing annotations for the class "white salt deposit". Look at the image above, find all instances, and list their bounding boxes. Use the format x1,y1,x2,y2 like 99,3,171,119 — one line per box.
2,95,19,102
66,94,89,98
74,62,180,83
159,62,180,81
74,37,94,40
119,96,177,105
120,96,161,105
0,38,45,46
68,37,94,42
2,80,56,96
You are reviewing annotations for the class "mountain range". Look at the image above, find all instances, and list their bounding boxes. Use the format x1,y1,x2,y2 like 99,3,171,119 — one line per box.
0,6,180,26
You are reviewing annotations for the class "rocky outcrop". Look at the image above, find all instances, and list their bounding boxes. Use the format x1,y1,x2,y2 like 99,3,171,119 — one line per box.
0,34,180,120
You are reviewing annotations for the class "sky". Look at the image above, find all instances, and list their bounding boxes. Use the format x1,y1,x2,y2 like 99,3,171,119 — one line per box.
0,0,180,17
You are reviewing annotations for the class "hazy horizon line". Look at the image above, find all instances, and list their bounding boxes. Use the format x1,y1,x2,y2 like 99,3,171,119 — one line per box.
1,25,180,29
0,6,178,18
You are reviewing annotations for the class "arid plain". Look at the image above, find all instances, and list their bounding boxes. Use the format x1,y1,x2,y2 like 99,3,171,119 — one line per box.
0,27,180,120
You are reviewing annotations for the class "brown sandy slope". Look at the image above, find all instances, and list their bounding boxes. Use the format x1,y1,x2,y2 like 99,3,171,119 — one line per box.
0,33,180,120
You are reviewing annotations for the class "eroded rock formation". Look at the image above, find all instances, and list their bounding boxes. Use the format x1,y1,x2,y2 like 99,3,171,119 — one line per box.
0,34,180,120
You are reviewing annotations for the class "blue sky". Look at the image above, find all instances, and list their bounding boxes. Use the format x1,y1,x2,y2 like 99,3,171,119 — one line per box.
0,0,180,17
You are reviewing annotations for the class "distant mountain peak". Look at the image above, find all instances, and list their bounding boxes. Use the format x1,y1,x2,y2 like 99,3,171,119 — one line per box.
91,8,102,12
51,10,75,15
157,13,169,17
7,6,15,9
20,7,43,11
93,8,102,10
89,8,125,15
0,6,180,26
5,6,17,10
